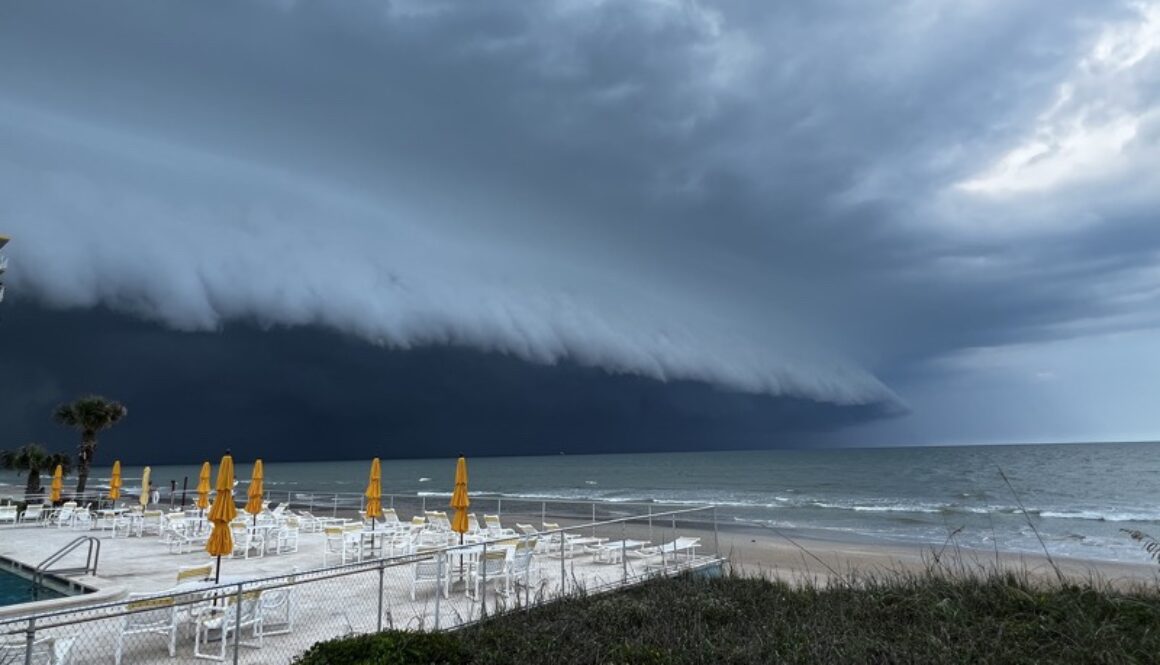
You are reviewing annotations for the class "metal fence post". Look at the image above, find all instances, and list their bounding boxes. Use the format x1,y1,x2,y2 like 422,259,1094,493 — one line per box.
712,506,719,557
23,617,35,665
497,498,502,517
648,505,653,543
422,496,427,512
233,583,244,665
541,501,546,527
591,503,596,537
480,540,488,618
434,552,443,631
559,528,567,596
332,494,338,518
621,521,628,584
377,560,385,632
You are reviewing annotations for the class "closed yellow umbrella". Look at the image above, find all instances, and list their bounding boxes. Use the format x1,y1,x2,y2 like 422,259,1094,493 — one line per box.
206,453,237,583
140,467,152,508
450,456,470,535
365,458,382,525
195,462,211,510
109,461,122,501
245,459,264,524
50,465,63,503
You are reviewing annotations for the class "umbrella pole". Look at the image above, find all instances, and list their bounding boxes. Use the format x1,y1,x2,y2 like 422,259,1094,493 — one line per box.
215,554,221,584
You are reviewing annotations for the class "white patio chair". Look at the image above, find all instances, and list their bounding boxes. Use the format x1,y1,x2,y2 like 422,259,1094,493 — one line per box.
70,507,94,530
0,636,74,665
275,517,300,554
410,548,450,600
115,593,178,665
193,589,263,661
111,511,138,538
508,539,538,593
258,587,294,636
323,526,360,566
0,505,17,526
140,510,164,536
467,548,510,600
230,522,265,559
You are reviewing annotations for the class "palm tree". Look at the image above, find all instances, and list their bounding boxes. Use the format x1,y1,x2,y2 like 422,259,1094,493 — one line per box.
53,395,128,496
0,443,72,499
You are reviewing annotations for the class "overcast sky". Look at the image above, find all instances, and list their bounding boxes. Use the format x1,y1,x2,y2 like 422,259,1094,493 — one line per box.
1,1,1158,461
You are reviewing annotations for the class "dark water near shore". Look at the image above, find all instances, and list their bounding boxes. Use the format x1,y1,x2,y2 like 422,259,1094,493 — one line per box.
9,442,1159,564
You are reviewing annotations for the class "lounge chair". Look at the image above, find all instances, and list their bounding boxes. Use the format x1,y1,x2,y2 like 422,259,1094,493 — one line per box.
193,590,263,661
0,505,16,526
53,503,76,528
591,539,651,564
0,636,74,665
115,593,178,665
483,514,515,538
19,503,45,524
164,522,208,554
381,508,404,529
631,537,701,567
176,564,214,585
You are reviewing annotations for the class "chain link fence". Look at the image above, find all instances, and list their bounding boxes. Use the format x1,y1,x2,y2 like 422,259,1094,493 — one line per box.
1,505,721,664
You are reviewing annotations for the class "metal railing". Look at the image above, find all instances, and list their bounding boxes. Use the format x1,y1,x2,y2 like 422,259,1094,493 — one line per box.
0,504,721,664
33,536,100,587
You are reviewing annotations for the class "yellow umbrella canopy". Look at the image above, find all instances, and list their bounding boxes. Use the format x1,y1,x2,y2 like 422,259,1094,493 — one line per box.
245,459,264,516
50,465,63,503
139,467,152,508
195,461,211,510
109,461,122,501
206,454,237,560
450,456,470,534
365,458,383,521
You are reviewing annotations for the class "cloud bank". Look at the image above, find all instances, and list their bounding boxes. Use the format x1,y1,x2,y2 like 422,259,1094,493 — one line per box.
2,0,1159,430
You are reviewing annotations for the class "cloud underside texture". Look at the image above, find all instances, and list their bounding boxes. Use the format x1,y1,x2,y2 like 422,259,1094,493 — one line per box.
2,1,1159,419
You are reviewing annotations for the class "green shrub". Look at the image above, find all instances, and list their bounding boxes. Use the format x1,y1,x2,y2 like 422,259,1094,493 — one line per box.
296,572,1160,665
295,631,465,665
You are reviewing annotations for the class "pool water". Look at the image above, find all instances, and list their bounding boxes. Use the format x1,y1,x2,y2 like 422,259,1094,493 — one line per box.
0,568,64,607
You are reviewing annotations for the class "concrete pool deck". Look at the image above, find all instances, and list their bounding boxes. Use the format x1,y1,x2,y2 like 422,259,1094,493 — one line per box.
0,516,720,664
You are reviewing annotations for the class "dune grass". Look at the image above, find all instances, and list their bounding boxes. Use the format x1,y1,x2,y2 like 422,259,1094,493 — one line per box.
294,569,1160,664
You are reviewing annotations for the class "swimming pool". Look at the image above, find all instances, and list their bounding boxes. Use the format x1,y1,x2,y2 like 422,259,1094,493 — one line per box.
0,568,64,607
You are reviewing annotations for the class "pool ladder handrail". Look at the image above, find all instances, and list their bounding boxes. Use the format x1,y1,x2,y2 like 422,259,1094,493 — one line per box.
33,536,100,587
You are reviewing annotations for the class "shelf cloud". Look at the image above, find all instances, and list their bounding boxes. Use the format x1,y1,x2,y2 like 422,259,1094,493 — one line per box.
2,0,1159,445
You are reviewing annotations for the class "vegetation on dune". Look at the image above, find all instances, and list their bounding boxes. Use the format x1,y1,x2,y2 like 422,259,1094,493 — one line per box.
0,443,72,499
52,394,127,495
295,571,1160,665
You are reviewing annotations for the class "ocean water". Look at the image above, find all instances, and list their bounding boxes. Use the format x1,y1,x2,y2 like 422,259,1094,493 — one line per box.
8,442,1159,564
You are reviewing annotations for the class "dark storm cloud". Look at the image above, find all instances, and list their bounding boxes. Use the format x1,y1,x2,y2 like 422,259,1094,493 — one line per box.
1,0,1158,445
0,304,896,463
